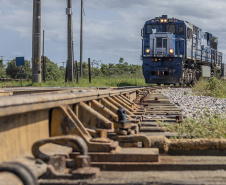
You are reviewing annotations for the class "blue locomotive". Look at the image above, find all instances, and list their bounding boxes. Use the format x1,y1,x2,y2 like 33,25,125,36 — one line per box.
141,15,223,85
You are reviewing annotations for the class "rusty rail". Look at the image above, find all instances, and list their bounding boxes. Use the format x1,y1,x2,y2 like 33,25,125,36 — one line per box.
0,88,143,117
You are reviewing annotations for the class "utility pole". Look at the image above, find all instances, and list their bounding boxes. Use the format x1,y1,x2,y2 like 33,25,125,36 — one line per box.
88,58,91,83
42,30,45,82
66,0,74,82
32,0,42,83
80,0,83,77
75,60,79,83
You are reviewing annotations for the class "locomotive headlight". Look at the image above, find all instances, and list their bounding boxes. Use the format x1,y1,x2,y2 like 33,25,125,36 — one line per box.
145,49,150,53
160,19,164,23
164,19,167,22
169,49,174,54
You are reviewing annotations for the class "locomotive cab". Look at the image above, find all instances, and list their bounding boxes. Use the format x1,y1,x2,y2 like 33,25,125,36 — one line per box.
142,15,185,85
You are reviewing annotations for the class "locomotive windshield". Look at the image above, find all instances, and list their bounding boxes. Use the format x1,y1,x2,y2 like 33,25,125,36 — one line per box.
178,26,184,35
146,25,162,34
166,24,175,34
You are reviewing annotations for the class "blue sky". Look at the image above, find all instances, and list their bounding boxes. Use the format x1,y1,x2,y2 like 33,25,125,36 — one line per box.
1,0,226,66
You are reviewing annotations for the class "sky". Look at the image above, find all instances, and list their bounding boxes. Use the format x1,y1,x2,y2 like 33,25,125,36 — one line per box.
0,0,226,66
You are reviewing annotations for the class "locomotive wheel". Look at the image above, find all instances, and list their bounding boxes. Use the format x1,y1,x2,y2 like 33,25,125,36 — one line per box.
190,78,196,86
179,78,184,87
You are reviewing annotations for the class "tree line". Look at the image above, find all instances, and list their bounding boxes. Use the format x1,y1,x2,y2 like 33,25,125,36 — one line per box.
0,57,142,80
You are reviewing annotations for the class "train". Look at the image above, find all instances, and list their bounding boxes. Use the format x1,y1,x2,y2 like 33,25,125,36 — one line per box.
141,15,224,85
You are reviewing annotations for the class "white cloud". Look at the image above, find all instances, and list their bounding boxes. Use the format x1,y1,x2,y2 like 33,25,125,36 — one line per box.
0,9,32,38
1,0,226,64
84,0,148,9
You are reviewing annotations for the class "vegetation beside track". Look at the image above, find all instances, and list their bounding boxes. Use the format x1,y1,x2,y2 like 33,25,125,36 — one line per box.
161,77,226,139
193,77,226,98
0,73,146,88
161,112,226,139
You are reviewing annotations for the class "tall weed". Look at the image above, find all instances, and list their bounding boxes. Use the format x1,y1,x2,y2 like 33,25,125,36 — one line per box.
162,112,226,139
193,77,226,98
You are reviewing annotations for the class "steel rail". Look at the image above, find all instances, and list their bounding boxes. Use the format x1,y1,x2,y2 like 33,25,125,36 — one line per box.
0,87,144,117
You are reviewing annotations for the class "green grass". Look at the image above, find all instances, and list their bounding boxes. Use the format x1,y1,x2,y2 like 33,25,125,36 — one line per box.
159,112,226,139
0,80,31,88
193,77,226,98
0,74,146,88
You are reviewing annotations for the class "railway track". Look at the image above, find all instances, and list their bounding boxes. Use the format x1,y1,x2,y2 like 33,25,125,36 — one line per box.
138,89,183,135
0,86,226,185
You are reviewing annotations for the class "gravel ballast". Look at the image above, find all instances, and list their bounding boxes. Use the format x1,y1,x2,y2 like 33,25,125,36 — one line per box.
161,88,226,118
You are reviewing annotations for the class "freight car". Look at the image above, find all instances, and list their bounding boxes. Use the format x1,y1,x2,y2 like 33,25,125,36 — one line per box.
141,15,224,85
